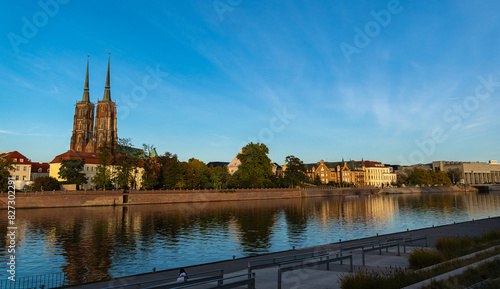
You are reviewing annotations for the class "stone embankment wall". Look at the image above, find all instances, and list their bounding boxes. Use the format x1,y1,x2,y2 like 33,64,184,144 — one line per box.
0,186,473,209
378,185,477,194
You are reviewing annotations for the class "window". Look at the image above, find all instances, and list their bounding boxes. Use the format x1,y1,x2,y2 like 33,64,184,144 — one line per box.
38,168,42,172
13,158,17,163
16,166,20,171
23,176,26,180
20,159,24,163
23,166,27,171
16,176,19,180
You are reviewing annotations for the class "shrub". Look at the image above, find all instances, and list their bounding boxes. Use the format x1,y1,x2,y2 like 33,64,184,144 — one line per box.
408,248,445,269
480,230,500,242
435,236,474,254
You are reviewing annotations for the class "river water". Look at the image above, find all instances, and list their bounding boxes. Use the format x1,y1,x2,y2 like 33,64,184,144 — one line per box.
1,192,500,284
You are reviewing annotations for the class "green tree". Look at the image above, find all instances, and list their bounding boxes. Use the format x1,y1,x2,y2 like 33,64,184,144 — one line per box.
159,152,182,189
114,138,141,191
447,168,462,184
208,165,230,189
232,142,274,188
407,168,432,185
433,170,452,186
59,159,87,190
0,157,14,192
185,158,211,189
94,141,114,189
141,144,161,190
30,176,60,191
283,155,308,188
313,173,322,186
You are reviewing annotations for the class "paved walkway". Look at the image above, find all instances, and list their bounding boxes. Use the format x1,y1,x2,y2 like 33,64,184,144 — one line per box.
69,217,500,289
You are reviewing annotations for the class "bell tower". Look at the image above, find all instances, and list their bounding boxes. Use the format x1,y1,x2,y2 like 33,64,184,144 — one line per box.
95,54,118,150
70,56,95,152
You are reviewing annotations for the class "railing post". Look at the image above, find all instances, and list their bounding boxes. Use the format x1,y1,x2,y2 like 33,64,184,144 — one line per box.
250,272,255,289
397,243,400,256
362,249,366,266
350,255,353,272
278,268,282,289
326,255,330,271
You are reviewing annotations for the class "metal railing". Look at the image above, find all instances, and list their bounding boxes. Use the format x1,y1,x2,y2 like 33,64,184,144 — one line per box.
277,254,353,289
362,241,400,266
143,272,255,289
248,250,328,273
403,235,428,253
0,272,67,289
104,269,224,289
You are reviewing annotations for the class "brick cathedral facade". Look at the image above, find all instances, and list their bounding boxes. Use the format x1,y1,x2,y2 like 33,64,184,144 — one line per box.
70,56,117,153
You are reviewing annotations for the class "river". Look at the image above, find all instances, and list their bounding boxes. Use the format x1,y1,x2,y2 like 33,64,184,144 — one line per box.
1,191,499,284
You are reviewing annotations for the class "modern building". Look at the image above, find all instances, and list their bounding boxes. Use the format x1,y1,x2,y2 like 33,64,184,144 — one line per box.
0,151,32,190
432,160,500,184
70,55,117,153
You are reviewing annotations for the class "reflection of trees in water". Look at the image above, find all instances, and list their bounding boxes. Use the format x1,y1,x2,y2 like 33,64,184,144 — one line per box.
54,217,113,284
284,199,308,243
234,207,277,255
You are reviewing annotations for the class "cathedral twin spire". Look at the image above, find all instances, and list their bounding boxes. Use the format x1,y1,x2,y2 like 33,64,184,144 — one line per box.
81,54,112,103
71,54,117,153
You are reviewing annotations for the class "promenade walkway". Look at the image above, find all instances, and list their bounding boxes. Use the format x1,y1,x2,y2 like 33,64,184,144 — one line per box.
68,216,500,289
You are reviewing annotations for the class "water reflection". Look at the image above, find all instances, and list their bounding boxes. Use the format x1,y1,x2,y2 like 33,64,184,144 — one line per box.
1,192,499,283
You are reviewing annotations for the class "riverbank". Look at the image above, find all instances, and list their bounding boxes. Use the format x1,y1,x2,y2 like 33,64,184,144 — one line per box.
67,216,500,289
0,186,479,209
379,185,477,194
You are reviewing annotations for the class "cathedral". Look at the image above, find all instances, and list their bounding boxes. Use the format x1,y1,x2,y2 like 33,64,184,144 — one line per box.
70,55,117,153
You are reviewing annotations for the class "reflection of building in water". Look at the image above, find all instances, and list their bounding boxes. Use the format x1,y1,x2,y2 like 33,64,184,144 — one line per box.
433,160,500,184
461,192,500,217
311,196,398,228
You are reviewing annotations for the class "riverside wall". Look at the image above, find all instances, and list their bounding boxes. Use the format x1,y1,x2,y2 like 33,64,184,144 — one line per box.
0,186,477,209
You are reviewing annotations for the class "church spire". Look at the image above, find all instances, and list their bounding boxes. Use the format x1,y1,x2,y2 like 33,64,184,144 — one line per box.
82,55,90,102
102,53,111,101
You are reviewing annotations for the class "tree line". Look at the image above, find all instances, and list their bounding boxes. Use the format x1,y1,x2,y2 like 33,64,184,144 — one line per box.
1,140,463,192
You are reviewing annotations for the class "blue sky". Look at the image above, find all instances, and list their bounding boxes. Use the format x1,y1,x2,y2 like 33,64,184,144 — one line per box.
1,0,499,165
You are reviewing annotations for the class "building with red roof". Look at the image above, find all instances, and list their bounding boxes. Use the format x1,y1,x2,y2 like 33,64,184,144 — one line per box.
0,150,32,190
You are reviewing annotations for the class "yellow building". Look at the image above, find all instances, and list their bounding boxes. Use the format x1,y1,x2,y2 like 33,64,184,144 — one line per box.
50,150,144,190
306,160,366,187
363,161,397,187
